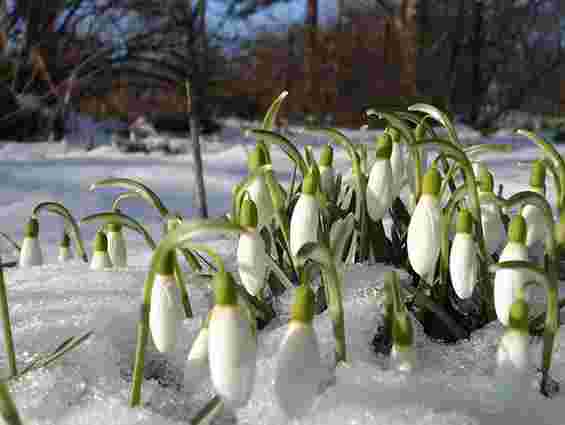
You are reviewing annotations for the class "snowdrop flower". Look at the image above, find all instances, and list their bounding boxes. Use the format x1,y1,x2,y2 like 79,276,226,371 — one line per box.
521,160,547,248
184,317,210,388
407,167,442,282
450,209,478,299
494,215,530,326
478,169,505,254
366,133,393,222
58,232,72,263
274,285,323,418
149,251,182,353
107,222,127,268
318,144,335,197
19,217,43,267
247,145,274,229
290,170,320,257
89,231,113,270
237,199,267,297
390,311,417,373
208,271,257,408
388,128,404,200
496,296,530,398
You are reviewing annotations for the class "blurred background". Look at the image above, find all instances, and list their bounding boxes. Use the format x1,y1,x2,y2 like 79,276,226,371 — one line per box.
0,0,562,142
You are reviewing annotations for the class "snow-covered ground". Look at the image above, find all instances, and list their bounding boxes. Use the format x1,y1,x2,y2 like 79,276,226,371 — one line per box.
0,122,564,424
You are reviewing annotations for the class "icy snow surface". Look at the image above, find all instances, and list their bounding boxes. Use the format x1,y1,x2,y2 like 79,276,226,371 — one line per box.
0,122,564,424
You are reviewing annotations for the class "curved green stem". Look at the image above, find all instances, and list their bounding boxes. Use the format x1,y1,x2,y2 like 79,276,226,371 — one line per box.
0,259,16,378
325,262,346,365
516,129,565,212
0,381,23,425
81,211,156,250
542,158,562,212
32,201,88,262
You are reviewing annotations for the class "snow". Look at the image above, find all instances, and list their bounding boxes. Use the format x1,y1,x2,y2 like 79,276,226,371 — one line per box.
0,123,565,424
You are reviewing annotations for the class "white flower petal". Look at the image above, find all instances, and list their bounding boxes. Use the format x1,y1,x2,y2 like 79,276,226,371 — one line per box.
290,194,319,257
390,141,404,199
480,202,506,254
390,344,418,373
247,176,274,229
522,204,547,247
107,231,127,267
274,322,323,418
449,233,478,299
497,330,530,372
407,194,441,281
89,251,113,270
149,274,182,353
208,306,257,408
494,242,529,326
58,246,72,263
19,237,43,267
237,231,267,296
366,159,393,221
184,327,209,388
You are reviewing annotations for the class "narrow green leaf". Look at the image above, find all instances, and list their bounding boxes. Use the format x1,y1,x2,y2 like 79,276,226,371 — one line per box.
264,255,294,290
408,103,460,146
330,214,355,263
90,177,169,218
295,241,333,269
366,111,416,146
262,90,289,131
248,129,308,177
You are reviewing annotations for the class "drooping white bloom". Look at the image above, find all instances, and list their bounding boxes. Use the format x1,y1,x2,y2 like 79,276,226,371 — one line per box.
494,216,530,326
407,168,442,281
480,200,506,254
247,175,274,229
274,321,324,418
237,199,267,297
366,133,393,222
208,271,257,408
19,218,43,268
89,232,113,271
522,161,548,248
208,305,257,407
290,172,319,257
184,326,210,387
449,209,478,299
237,232,267,297
107,224,127,268
149,272,182,353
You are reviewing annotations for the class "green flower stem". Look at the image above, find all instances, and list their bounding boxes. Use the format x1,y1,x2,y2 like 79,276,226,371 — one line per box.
489,261,559,396
464,143,512,159
324,262,346,365
190,395,223,425
517,129,565,211
166,219,193,319
0,259,16,378
32,202,88,262
0,381,23,425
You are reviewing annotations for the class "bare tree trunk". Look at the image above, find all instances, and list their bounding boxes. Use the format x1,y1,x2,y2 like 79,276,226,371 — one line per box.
187,0,208,218
469,0,483,125
304,0,318,118
446,0,466,110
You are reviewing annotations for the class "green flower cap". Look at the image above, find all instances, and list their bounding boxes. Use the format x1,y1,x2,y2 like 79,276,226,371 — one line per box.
248,145,267,172
529,160,546,190
387,127,400,143
415,122,427,141
319,144,333,167
290,285,315,323
422,167,442,196
213,270,238,306
93,231,108,252
508,298,529,334
107,222,122,232
166,218,179,232
240,198,258,228
302,169,319,195
24,217,39,238
257,141,271,164
478,169,494,193
392,312,414,347
60,232,70,247
375,133,393,159
508,215,527,244
155,250,175,276
456,209,473,234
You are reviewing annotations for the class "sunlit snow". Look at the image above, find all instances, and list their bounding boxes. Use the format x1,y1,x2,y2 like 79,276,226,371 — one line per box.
0,120,564,424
